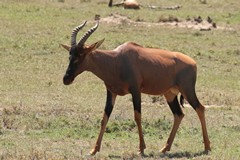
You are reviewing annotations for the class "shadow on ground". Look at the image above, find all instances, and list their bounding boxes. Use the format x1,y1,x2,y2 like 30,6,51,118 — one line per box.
107,150,209,159
159,150,209,159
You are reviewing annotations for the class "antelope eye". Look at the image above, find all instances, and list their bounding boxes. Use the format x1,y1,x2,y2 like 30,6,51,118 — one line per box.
79,53,84,57
69,55,78,64
73,58,79,64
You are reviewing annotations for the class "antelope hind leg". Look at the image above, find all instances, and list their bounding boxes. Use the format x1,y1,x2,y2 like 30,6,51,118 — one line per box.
161,93,184,153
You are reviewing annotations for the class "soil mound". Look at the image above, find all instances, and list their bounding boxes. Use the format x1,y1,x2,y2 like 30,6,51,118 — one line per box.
101,13,231,31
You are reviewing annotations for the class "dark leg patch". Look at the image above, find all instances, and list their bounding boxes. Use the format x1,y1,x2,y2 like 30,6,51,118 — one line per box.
167,96,183,116
105,90,114,118
130,87,141,113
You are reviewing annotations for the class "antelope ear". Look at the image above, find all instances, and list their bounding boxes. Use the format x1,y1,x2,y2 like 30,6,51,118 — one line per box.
89,39,105,50
60,44,71,51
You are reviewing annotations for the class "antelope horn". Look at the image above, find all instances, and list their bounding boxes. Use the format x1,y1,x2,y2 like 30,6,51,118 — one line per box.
71,21,87,47
78,21,99,46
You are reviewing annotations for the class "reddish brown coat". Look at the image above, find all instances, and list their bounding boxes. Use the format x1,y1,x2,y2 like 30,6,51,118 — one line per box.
85,42,196,97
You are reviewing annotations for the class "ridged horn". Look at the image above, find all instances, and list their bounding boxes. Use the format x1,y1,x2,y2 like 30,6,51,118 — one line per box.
78,21,99,46
71,21,87,47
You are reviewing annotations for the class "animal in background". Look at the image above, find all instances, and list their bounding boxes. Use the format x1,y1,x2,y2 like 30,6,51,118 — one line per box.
108,0,140,9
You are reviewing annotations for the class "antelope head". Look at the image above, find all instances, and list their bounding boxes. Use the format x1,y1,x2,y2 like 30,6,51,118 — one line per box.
61,21,104,85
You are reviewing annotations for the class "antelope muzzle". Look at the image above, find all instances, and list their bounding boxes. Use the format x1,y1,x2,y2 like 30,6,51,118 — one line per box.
63,71,75,85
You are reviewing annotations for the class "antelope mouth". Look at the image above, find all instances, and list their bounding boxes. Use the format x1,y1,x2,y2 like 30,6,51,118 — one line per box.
63,74,75,85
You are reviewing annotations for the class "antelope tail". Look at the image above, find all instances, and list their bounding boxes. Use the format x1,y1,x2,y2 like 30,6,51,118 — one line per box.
180,95,184,108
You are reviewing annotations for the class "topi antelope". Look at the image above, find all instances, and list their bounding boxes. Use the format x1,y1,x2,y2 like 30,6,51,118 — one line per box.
60,21,211,155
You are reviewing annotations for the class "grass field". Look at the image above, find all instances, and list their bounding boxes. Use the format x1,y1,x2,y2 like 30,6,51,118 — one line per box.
0,0,240,159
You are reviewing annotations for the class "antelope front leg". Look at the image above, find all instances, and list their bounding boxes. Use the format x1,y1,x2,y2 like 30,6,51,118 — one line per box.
134,110,146,154
90,113,108,155
131,88,146,155
89,90,116,155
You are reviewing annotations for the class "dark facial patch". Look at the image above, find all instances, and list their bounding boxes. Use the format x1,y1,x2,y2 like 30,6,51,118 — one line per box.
63,46,86,85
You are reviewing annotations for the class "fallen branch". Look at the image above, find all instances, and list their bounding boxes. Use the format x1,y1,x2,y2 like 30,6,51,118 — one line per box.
146,5,182,10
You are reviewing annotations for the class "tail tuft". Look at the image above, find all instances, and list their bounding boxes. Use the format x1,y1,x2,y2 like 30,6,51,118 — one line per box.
180,95,185,108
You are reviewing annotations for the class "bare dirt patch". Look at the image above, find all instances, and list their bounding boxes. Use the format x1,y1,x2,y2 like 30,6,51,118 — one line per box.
100,13,232,31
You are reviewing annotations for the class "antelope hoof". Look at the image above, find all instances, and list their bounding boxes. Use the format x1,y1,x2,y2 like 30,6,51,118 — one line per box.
138,145,146,156
137,150,145,156
89,148,99,156
160,144,171,153
89,150,96,156
204,146,211,154
204,142,211,153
